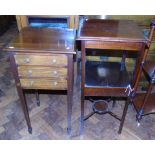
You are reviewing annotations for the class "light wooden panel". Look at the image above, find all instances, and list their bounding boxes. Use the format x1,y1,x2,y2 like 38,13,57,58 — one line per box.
20,78,67,90
18,66,67,78
15,54,68,66
16,15,79,31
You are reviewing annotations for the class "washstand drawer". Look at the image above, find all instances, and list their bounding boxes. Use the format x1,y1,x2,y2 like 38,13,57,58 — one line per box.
14,54,67,66
20,78,67,90
18,66,67,78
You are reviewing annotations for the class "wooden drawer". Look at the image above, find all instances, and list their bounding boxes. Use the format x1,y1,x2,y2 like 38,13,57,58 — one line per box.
20,78,67,90
14,54,67,66
18,66,67,78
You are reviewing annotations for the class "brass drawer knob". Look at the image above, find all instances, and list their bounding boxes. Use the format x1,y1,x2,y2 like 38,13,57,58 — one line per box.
28,70,33,75
24,57,30,63
51,59,57,64
29,80,34,86
53,81,58,86
53,71,58,75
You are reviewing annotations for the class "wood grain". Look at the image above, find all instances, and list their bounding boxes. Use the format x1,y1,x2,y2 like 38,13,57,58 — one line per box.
85,41,142,51
20,78,67,90
15,54,67,66
18,66,67,78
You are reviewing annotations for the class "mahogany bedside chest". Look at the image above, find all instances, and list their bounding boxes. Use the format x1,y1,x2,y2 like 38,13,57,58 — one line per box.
5,27,76,135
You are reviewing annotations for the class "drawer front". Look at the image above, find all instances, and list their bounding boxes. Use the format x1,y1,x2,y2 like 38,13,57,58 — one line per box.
20,78,67,90
15,54,67,66
18,66,67,78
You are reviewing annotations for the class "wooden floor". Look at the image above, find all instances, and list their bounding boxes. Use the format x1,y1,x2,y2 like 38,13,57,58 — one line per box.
0,25,155,140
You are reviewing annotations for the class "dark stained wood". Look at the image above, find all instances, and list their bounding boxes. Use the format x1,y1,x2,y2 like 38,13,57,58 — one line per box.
133,61,155,120
67,54,74,136
35,90,40,106
85,41,143,51
85,88,128,97
77,19,146,43
9,52,32,133
5,27,76,135
77,19,149,134
85,61,130,88
132,19,155,91
5,27,76,53
133,19,155,123
131,43,146,92
143,61,155,82
80,41,86,135
134,93,155,114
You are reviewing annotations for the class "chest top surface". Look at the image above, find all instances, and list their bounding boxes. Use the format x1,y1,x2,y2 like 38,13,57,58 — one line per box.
77,19,146,43
6,27,76,54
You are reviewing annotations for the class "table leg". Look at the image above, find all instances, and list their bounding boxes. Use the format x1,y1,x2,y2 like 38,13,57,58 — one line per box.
35,90,40,106
67,54,74,136
112,99,116,108
118,99,129,134
80,41,86,136
16,85,32,134
136,83,153,123
67,91,73,136
80,95,85,136
76,50,81,87
9,53,32,134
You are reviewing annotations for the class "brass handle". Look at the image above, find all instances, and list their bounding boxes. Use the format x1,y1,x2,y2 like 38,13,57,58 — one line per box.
29,80,34,86
51,59,57,64
27,70,33,76
53,81,58,86
53,71,58,76
24,57,30,63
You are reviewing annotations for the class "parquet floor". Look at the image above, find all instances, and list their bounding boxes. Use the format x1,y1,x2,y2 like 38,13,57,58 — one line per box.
0,25,155,140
